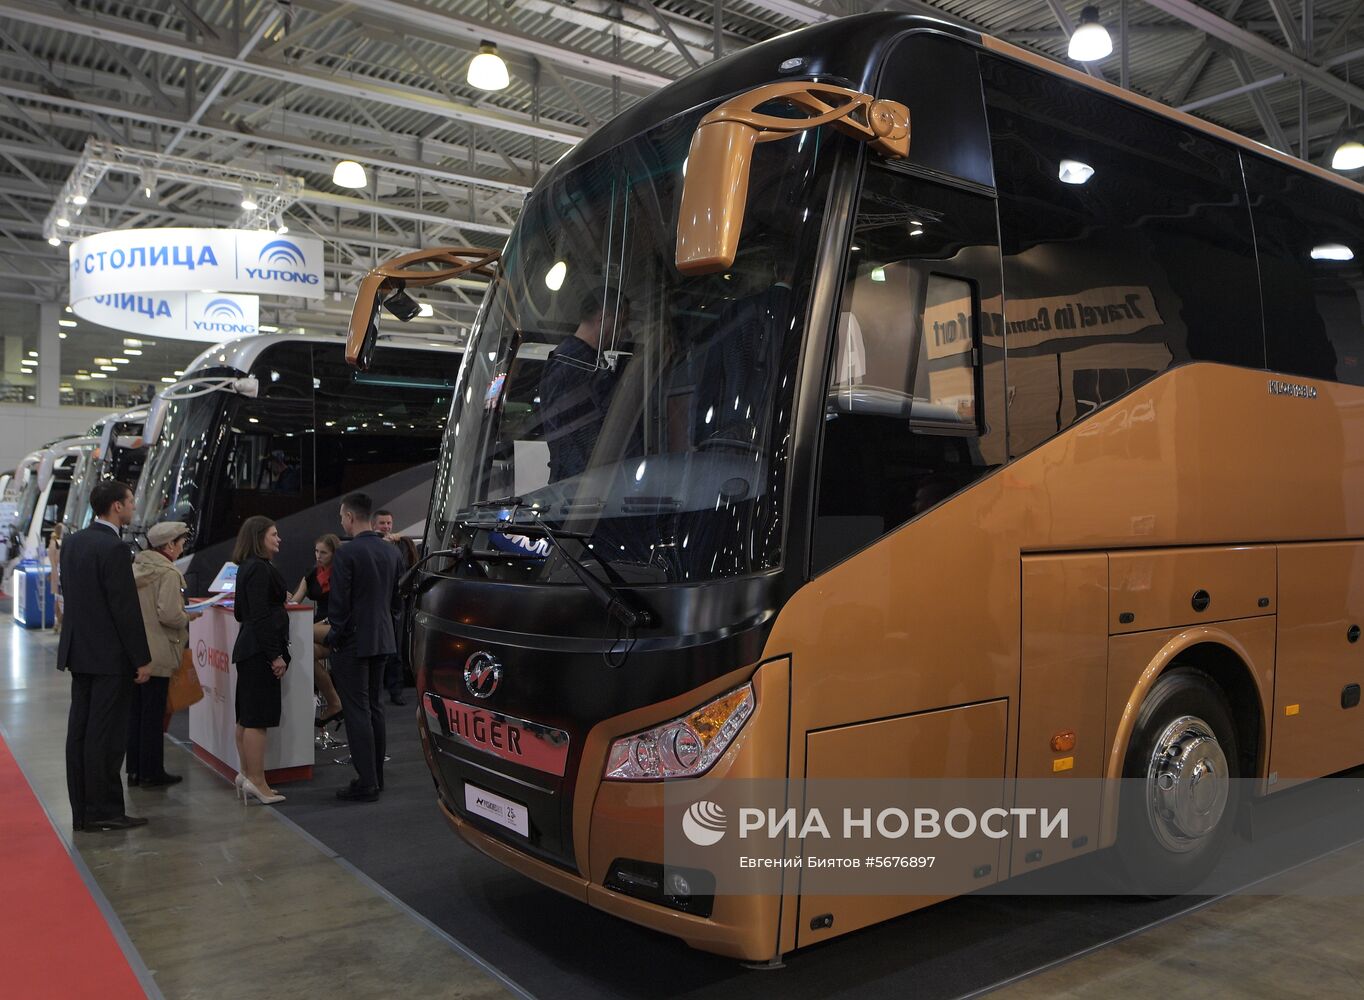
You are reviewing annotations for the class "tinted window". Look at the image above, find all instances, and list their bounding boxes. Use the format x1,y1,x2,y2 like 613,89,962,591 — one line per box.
313,346,458,501
1246,155,1364,385
201,344,314,544
981,56,1263,457
876,32,993,189
814,168,1004,571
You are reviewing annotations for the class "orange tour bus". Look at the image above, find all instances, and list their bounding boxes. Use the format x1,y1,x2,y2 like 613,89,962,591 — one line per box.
346,12,1364,962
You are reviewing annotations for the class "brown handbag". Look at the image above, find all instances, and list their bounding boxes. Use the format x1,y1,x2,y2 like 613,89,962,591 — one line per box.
166,646,204,713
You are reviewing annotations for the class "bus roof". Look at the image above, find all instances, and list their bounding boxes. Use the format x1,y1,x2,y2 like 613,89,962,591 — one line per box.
184,332,463,378
546,12,1364,202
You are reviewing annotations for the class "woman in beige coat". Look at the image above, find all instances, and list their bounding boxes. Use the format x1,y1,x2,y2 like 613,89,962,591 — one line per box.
127,521,194,788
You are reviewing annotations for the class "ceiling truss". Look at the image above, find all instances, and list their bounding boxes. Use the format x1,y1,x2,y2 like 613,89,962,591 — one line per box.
1,0,1364,342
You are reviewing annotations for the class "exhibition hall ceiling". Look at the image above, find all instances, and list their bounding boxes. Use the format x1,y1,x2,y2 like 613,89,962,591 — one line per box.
0,0,1360,342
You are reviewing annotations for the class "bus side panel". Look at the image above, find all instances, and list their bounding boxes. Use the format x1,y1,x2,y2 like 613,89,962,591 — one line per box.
1011,553,1107,876
1109,545,1276,634
1271,542,1364,786
798,699,1007,949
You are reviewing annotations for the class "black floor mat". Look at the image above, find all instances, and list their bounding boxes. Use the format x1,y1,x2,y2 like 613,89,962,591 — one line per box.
270,703,1211,1000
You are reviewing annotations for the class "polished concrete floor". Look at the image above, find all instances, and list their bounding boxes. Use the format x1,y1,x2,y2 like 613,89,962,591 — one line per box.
0,622,516,1000
6,614,1364,998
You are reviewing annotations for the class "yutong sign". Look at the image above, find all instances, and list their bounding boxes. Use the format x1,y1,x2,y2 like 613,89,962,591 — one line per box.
68,228,324,342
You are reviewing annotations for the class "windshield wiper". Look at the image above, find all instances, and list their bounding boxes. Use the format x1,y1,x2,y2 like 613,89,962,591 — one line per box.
461,497,655,631
508,515,654,631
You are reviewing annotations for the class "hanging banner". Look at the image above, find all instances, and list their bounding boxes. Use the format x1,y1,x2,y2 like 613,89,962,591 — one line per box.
72,291,260,343
67,227,323,340
69,228,324,300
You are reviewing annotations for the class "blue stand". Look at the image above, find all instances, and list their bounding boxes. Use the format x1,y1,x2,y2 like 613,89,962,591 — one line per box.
13,561,55,629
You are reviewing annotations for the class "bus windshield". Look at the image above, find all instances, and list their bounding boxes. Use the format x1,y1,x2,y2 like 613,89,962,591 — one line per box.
133,391,226,534
428,105,836,583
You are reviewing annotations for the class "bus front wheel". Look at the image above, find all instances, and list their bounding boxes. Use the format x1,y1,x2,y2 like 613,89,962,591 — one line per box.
1118,667,1240,893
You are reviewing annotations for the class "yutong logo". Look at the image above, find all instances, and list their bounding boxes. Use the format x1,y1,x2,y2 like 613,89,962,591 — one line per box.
244,239,318,285
193,297,256,335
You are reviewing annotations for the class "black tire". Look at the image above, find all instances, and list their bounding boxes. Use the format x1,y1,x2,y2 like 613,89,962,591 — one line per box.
1117,667,1240,894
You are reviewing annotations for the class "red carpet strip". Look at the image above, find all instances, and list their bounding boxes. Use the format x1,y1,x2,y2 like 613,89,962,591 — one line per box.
0,730,147,999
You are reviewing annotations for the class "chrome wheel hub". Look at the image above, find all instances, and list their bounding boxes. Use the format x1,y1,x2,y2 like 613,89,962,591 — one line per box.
1146,714,1229,853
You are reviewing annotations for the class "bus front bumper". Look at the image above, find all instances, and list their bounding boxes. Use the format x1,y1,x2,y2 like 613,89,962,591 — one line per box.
438,797,781,962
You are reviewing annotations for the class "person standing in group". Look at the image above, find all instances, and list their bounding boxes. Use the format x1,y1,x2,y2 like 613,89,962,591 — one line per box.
327,492,405,802
128,521,195,788
58,480,153,833
289,533,343,727
231,516,290,805
47,523,63,635
373,509,395,541
383,531,419,706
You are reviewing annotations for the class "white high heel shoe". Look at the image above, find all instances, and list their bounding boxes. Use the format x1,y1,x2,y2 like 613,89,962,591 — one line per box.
234,773,245,801
240,777,285,805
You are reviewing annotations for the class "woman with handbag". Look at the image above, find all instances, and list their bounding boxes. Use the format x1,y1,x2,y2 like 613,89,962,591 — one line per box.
128,521,196,788
231,516,290,805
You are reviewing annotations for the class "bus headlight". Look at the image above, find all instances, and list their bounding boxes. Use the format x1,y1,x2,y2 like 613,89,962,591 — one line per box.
604,683,755,781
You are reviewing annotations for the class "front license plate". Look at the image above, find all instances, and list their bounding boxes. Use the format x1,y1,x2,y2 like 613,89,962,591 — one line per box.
464,783,529,837
425,693,570,776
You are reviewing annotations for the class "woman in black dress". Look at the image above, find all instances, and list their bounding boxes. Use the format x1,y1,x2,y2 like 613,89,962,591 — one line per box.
231,515,290,805
289,533,342,726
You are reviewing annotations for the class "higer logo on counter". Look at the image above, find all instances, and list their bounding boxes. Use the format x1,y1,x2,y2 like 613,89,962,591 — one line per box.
195,639,230,675
244,239,318,285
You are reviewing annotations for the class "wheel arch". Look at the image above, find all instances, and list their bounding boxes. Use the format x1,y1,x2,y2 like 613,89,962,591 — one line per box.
1100,626,1271,847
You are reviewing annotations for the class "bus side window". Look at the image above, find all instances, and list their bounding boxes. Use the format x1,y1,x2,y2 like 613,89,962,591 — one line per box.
982,54,1262,458
813,168,1003,573
1245,155,1364,386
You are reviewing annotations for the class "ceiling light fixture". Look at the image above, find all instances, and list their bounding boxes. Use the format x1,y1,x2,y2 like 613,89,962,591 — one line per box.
47,236,61,246
240,187,259,211
468,41,510,91
1332,137,1364,171
58,319,77,328
55,217,70,228
1068,6,1113,62
71,193,88,206
544,260,568,291
332,159,368,189
1058,158,1096,184
1311,243,1354,261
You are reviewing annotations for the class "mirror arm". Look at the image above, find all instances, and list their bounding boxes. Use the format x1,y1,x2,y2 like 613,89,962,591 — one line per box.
346,246,501,369
675,82,910,276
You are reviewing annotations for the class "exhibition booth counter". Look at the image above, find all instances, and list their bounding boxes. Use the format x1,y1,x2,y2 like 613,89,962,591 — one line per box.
188,603,315,783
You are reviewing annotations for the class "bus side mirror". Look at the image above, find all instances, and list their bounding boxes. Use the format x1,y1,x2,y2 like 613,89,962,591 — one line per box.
346,246,501,370
675,82,909,276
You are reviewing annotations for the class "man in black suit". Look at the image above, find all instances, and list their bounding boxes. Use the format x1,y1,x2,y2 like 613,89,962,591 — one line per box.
59,480,153,832
327,491,405,802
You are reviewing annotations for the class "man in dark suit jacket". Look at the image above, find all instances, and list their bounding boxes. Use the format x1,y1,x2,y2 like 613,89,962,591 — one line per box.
59,480,153,832
327,491,405,801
